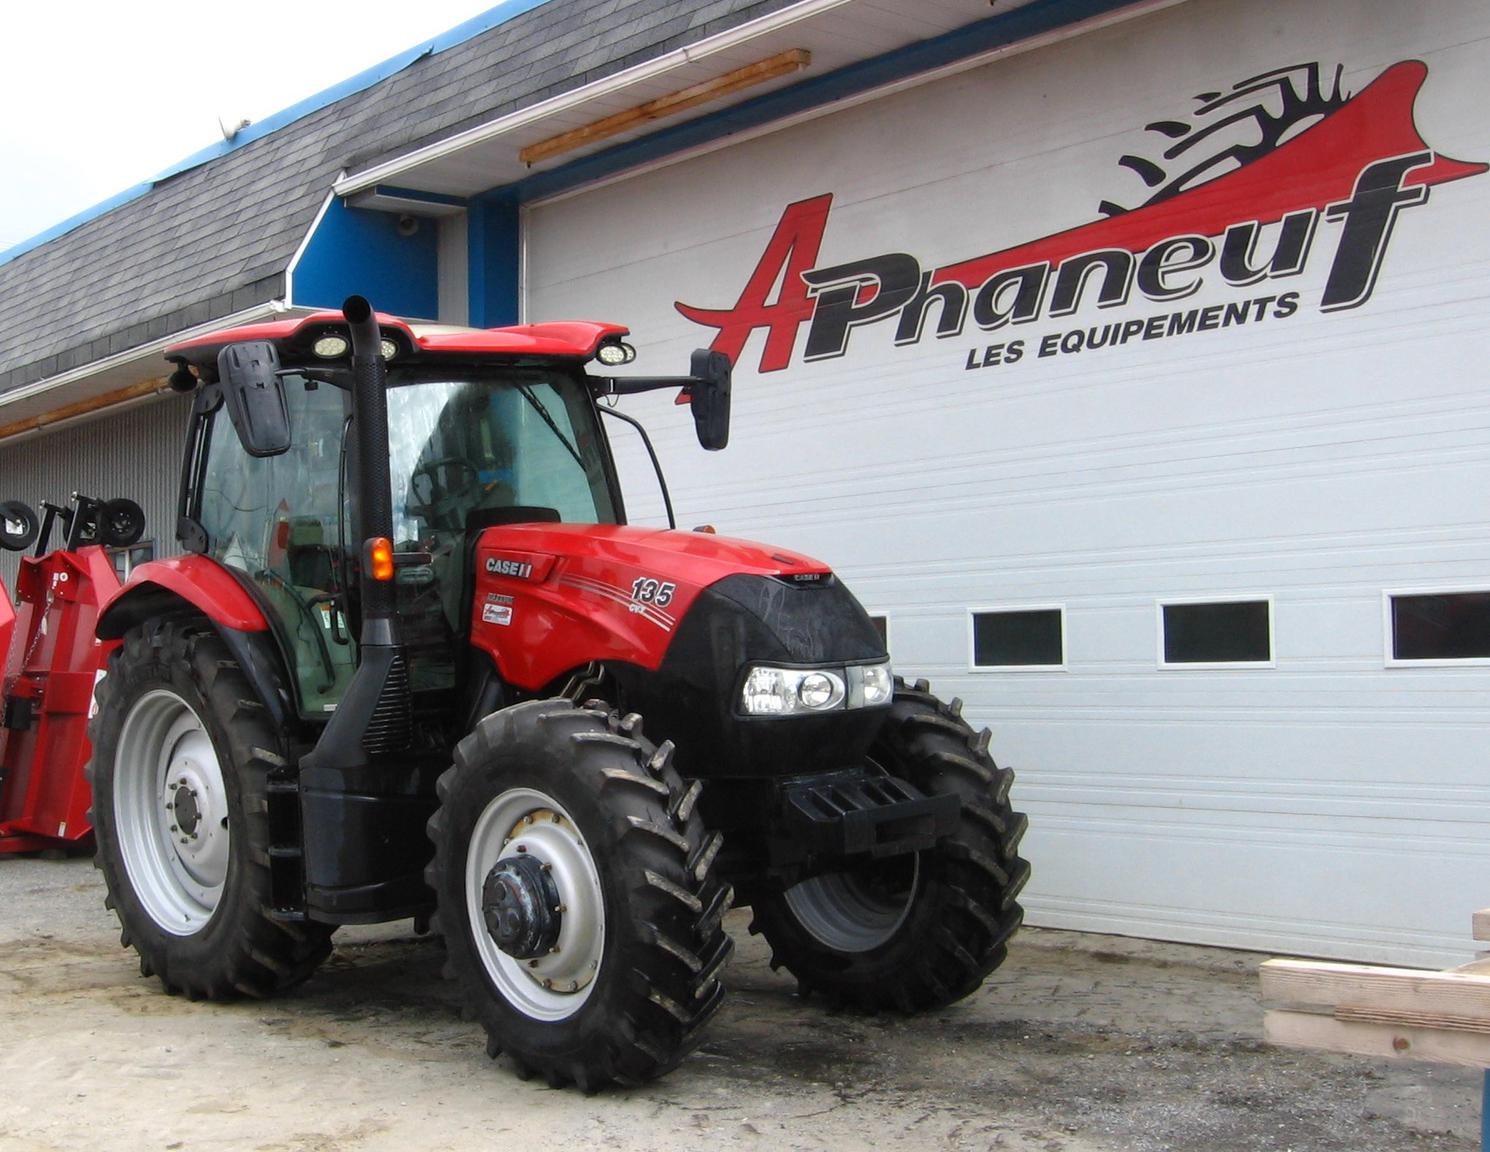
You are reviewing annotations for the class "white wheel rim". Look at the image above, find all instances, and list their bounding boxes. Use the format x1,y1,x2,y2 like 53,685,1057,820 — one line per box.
466,787,605,1021
114,689,229,935
784,855,920,954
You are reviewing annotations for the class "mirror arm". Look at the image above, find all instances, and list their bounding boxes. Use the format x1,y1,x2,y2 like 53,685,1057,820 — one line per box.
596,375,702,398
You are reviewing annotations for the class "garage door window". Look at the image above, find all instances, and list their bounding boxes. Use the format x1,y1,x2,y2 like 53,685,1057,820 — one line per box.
970,607,1064,670
1386,590,1490,663
1159,598,1272,667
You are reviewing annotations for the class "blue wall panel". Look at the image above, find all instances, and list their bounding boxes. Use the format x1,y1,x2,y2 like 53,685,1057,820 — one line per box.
292,199,440,318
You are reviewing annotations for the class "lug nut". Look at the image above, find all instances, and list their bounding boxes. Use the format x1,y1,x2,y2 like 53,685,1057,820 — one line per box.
516,845,527,854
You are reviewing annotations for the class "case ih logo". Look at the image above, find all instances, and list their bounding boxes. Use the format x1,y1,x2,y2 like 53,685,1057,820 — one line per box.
676,61,1485,373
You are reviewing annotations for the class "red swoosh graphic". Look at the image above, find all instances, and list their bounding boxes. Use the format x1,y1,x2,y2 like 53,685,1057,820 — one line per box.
932,60,1485,289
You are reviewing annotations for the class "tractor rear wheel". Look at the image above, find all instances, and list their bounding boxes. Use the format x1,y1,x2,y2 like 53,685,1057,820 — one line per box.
426,699,732,1090
87,618,333,998
749,679,1029,1011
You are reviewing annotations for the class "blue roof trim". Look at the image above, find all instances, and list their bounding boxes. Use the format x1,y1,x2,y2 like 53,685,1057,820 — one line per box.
513,0,1141,203
0,0,551,269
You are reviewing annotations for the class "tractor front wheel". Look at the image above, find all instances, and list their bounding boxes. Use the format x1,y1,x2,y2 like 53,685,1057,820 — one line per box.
87,618,333,998
427,699,733,1090
749,679,1029,1011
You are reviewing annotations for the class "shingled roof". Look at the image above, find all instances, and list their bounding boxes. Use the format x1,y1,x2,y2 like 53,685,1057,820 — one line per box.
0,0,800,399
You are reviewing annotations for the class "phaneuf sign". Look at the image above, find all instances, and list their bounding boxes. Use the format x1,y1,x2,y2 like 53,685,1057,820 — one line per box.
676,61,1484,374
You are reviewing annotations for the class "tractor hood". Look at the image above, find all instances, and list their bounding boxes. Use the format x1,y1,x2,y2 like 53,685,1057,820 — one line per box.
476,522,832,586
468,520,889,779
468,521,876,686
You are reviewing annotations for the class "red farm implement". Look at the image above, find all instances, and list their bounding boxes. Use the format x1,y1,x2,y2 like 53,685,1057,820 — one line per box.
0,495,144,854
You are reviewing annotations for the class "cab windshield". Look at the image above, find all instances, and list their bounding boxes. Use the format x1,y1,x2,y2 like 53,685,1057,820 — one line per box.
195,366,617,716
387,367,618,543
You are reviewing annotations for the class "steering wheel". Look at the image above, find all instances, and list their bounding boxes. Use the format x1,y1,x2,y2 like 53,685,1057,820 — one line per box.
410,457,481,527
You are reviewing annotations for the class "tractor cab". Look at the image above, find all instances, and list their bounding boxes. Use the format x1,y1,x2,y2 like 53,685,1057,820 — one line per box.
164,310,715,718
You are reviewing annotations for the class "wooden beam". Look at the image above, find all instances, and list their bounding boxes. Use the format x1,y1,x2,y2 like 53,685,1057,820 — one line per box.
1265,1009,1490,1070
1260,958,1490,1033
0,378,168,443
518,49,812,166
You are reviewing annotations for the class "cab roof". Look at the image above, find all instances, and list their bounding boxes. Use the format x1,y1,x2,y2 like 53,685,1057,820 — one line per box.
165,310,630,373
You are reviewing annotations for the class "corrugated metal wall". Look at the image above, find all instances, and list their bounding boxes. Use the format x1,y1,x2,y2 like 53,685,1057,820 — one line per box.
0,396,191,588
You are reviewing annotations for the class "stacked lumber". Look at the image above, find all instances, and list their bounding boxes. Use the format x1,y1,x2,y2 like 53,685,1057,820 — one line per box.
1260,910,1490,1068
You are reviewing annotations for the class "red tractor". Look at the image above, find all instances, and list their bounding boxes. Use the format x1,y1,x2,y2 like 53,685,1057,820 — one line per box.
86,297,1028,1089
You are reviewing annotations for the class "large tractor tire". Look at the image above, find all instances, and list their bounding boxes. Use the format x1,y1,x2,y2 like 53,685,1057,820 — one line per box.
749,678,1029,1011
427,699,732,1091
87,618,333,998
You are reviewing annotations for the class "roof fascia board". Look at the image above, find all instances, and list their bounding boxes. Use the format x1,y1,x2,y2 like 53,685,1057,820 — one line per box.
334,0,859,198
0,301,305,415
0,0,552,268
513,0,1188,206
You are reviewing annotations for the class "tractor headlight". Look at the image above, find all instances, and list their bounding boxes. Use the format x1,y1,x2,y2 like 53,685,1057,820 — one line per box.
855,662,894,707
739,661,892,716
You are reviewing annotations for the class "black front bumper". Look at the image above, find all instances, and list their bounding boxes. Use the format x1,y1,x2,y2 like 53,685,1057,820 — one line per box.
771,768,958,867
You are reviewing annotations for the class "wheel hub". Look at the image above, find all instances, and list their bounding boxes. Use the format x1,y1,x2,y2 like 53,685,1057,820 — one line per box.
171,781,202,836
482,854,562,960
465,793,605,1020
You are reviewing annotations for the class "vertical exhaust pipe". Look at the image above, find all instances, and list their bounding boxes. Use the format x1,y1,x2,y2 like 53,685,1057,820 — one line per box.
343,295,397,636
303,297,409,787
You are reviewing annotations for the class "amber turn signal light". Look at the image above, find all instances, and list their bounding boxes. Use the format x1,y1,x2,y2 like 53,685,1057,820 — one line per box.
364,537,395,582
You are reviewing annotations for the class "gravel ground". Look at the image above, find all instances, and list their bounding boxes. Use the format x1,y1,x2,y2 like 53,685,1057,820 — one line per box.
0,855,1480,1151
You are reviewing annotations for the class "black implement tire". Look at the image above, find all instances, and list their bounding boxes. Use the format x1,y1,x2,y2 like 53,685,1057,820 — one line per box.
427,699,733,1091
99,498,146,548
749,678,1029,1011
0,500,39,552
86,618,333,998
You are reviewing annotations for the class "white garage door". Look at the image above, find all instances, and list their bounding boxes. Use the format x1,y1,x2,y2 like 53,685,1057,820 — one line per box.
523,0,1490,967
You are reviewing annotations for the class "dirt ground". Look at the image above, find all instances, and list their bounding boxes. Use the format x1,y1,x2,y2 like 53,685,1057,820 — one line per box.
0,856,1480,1152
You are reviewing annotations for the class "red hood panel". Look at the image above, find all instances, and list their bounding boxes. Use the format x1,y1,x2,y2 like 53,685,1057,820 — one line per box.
468,523,832,691
480,523,830,581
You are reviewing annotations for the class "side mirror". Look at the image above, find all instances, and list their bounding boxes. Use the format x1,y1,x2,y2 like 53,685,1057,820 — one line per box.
689,349,732,452
217,341,291,457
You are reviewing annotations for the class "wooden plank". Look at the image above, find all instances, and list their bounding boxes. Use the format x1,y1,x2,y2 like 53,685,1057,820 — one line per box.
1474,908,1490,942
518,50,812,165
1260,958,1490,1032
1265,1009,1490,1070
0,378,166,443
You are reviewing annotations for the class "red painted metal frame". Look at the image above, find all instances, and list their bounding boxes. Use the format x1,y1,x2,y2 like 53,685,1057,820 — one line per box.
0,546,122,853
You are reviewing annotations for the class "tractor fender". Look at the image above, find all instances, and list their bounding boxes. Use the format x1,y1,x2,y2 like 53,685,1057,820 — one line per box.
97,556,269,638
96,558,294,731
